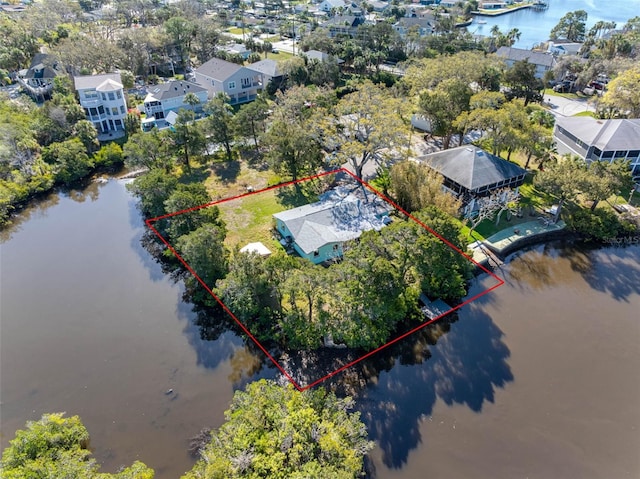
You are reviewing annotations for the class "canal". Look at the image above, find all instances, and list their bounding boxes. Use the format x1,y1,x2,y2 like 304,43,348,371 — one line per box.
1,178,638,478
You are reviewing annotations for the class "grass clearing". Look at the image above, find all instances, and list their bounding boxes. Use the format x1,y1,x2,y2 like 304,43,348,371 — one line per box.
217,188,285,251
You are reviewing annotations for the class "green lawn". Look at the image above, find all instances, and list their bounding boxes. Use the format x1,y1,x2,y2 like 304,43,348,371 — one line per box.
217,188,284,252
270,50,294,62
572,110,597,118
227,27,246,35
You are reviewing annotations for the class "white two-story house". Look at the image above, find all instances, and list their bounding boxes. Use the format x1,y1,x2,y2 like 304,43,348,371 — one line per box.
194,58,263,105
142,80,208,129
74,73,127,134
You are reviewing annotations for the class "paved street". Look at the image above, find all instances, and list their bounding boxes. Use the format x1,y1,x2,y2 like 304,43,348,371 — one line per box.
544,93,596,117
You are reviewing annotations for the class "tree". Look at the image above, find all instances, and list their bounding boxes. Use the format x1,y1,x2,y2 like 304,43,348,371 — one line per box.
170,109,206,172
176,222,229,289
550,10,588,42
204,93,235,161
163,183,223,241
163,16,196,71
503,59,544,106
581,159,633,211
389,161,461,216
418,78,472,149
534,155,587,221
325,80,410,179
42,138,94,184
124,130,173,172
1,413,154,479
235,96,269,154
599,66,640,118
93,142,124,167
263,120,324,181
73,119,99,155
182,380,373,479
127,168,179,218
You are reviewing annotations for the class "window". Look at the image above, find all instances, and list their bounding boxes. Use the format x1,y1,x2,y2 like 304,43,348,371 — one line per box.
228,81,236,89
112,107,118,115
332,244,339,251
615,150,628,158
313,251,319,257
89,107,97,116
593,147,602,157
116,90,122,99
241,77,251,88
602,151,614,159
101,93,106,101
108,92,115,101
120,105,126,114
114,119,122,128
98,105,104,115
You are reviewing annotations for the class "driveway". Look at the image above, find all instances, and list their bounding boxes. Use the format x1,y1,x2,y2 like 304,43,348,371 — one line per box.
544,93,596,117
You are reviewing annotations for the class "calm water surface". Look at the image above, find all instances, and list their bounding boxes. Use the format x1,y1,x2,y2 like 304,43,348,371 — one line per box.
472,0,640,49
1,179,639,478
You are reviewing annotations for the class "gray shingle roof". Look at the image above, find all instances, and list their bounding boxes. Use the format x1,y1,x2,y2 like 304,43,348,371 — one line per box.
495,46,556,68
555,117,640,152
74,73,122,91
246,59,281,77
145,80,207,101
195,57,242,81
419,146,526,192
273,192,390,254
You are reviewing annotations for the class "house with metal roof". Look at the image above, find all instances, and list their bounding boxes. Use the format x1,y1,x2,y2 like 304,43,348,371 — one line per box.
554,117,640,176
273,190,392,264
495,46,556,79
142,80,208,129
74,73,127,136
194,57,263,105
417,145,527,199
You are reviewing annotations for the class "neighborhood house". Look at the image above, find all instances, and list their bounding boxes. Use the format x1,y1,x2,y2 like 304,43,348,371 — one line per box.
74,73,127,135
553,117,640,177
273,189,392,264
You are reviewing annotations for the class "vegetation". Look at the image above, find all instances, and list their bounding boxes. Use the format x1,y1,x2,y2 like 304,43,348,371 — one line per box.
183,380,373,479
0,413,154,479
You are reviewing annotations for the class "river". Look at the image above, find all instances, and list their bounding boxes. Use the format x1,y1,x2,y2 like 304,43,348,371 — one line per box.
1,178,639,478
471,0,640,50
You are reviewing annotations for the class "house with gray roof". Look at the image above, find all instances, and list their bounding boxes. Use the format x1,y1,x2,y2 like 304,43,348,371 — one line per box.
324,15,363,37
273,189,392,264
17,53,64,101
74,73,127,135
417,145,527,199
554,117,640,176
393,16,436,37
142,80,208,129
246,59,284,89
302,50,345,65
194,57,263,105
495,46,556,79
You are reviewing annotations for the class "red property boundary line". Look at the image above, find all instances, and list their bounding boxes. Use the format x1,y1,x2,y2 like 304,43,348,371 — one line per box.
145,168,504,391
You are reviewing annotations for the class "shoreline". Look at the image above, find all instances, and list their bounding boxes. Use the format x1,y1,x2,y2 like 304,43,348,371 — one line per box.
473,3,535,17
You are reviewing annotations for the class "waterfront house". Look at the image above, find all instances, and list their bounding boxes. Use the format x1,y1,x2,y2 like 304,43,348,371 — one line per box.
142,80,208,130
74,73,127,135
194,57,263,105
273,190,392,264
495,46,556,79
417,145,527,200
553,117,640,176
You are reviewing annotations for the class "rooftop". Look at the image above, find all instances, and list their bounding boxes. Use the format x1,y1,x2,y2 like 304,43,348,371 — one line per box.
555,117,640,152
495,46,556,67
74,73,123,91
195,57,243,81
273,190,391,255
418,146,527,192
144,80,207,102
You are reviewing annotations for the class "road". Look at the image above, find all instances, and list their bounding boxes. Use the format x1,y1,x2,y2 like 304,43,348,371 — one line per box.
543,93,596,117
